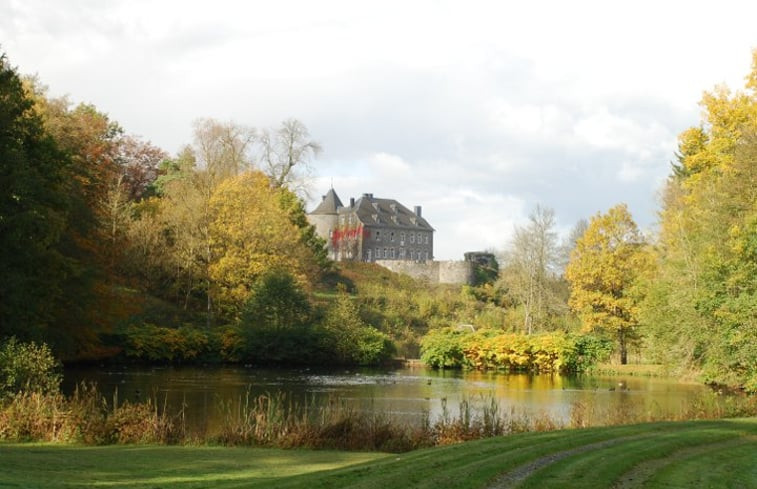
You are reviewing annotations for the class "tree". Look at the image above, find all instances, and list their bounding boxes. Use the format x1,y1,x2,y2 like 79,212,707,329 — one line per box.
499,205,561,334
565,204,653,364
209,171,322,315
0,54,75,342
257,118,321,193
192,118,255,182
239,269,313,364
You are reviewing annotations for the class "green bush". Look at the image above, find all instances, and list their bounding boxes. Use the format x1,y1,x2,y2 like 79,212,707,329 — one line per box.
320,287,394,365
0,337,61,398
420,328,468,368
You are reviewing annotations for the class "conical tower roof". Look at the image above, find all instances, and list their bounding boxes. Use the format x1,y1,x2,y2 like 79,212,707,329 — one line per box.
310,188,343,215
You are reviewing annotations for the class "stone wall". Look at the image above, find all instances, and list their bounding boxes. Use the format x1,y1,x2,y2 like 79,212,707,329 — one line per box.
375,259,474,285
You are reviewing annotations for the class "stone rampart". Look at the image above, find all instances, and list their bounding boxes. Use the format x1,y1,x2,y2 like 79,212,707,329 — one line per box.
375,260,474,285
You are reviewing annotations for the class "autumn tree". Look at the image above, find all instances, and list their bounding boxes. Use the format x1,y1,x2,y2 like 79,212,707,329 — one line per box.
192,118,255,182
643,50,757,389
257,118,321,194
499,205,562,333
565,204,653,364
209,171,322,315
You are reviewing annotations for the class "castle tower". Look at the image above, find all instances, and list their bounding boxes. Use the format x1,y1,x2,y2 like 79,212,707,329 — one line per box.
306,188,342,260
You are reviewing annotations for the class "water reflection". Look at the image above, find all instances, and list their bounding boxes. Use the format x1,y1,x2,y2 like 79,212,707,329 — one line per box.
62,365,708,435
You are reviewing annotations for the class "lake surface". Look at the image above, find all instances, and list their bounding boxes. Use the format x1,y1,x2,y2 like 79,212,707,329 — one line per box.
62,365,711,434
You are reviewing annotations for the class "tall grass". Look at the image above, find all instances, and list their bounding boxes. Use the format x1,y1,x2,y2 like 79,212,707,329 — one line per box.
1,384,754,452
0,383,184,444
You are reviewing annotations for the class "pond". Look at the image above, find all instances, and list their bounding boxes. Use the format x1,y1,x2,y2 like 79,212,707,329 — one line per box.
62,365,711,435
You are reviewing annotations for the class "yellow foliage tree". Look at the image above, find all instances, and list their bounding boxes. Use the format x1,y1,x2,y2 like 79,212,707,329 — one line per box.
209,171,320,314
565,204,653,364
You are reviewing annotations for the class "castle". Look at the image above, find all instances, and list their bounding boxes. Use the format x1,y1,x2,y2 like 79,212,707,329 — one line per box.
307,189,434,262
308,189,497,285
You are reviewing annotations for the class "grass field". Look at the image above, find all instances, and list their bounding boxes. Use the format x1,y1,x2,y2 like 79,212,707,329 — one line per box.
1,419,754,488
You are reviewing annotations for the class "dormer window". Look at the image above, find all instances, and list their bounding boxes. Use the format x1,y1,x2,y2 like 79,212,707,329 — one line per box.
390,203,397,213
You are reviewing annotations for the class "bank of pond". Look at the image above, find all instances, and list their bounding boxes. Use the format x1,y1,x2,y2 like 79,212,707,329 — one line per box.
2,419,756,488
1,364,753,452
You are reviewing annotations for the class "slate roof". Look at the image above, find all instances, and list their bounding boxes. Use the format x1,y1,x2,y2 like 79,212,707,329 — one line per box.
342,194,434,231
310,188,343,215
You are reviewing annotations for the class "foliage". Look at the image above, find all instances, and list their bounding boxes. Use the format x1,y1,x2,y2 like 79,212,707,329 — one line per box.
319,287,394,365
642,50,757,391
0,54,79,342
565,204,654,364
498,205,565,334
121,323,211,363
420,328,607,372
0,338,61,398
238,269,317,364
420,328,469,368
210,172,322,314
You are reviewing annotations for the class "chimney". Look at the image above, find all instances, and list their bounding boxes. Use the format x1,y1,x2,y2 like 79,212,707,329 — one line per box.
349,197,355,207
414,206,422,217
321,195,326,201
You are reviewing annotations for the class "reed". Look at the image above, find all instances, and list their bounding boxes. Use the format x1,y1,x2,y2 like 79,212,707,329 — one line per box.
1,383,754,452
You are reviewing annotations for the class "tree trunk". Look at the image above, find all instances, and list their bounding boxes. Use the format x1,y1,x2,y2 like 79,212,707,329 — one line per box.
619,329,628,365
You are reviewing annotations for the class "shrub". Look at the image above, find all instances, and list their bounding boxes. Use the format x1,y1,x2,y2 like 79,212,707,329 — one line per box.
320,287,394,365
420,328,468,368
420,329,609,372
0,337,61,398
121,323,210,363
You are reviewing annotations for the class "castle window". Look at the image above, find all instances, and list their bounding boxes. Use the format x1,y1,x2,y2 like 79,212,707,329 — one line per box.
390,247,396,259
399,248,405,259
410,233,415,244
367,249,372,261
376,248,382,259
425,234,429,244
376,231,381,241
383,248,388,258
400,232,405,245
391,231,395,242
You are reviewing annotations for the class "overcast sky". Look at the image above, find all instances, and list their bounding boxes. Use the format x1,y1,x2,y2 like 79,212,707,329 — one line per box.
2,0,756,259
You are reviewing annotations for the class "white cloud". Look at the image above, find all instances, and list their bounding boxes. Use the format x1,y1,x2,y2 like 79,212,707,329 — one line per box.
2,0,756,259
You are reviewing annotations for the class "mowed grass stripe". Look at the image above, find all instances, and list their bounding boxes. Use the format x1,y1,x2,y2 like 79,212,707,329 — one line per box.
614,437,756,489
514,420,757,489
643,436,757,489
268,422,726,489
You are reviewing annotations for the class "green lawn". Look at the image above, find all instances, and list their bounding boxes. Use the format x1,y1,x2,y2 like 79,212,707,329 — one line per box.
1,419,755,489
